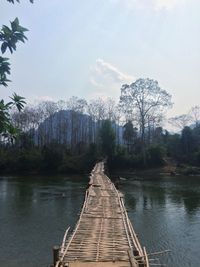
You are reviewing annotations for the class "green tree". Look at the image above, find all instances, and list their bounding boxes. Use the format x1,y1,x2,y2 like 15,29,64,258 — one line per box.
166,133,181,160
0,93,25,134
100,120,116,158
0,1,32,139
181,126,195,161
147,144,165,167
123,120,137,154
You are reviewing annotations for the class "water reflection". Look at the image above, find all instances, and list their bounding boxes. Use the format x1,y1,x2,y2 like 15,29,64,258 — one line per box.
0,173,200,267
0,174,87,267
120,174,200,267
122,175,200,216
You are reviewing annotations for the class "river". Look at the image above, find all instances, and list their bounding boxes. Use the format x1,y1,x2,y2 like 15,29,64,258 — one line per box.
0,173,200,267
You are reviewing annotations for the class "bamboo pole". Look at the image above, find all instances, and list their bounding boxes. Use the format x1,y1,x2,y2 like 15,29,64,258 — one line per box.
143,247,149,267
60,227,70,254
53,246,59,267
128,249,139,267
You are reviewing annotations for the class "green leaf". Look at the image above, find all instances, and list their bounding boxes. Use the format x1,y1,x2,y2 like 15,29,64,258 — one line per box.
17,25,29,33
6,101,13,107
13,18,19,26
2,25,12,36
0,57,12,86
1,42,8,54
11,19,18,32
0,19,29,56
7,44,13,54
10,93,26,111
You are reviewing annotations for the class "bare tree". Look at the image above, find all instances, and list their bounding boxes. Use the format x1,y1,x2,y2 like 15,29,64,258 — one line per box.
104,98,116,121
120,78,172,164
66,96,87,114
168,114,192,131
87,98,107,121
57,100,67,111
87,98,107,143
189,105,200,127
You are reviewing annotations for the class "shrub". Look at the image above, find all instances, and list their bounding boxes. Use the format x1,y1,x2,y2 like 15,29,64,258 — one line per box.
147,145,165,167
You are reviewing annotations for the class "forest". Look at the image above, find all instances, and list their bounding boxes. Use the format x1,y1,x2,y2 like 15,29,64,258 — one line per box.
1,81,200,174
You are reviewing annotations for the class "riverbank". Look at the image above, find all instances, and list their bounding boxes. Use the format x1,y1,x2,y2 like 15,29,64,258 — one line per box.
0,146,98,175
111,160,200,179
1,153,200,177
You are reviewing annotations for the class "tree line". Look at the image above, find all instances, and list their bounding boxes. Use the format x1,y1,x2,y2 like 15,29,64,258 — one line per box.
1,77,200,174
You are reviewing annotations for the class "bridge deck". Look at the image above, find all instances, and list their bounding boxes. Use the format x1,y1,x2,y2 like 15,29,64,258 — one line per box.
56,162,149,267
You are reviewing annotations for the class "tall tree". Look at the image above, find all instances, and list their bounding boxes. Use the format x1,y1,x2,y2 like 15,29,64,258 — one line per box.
87,98,107,121
100,120,116,159
181,126,195,161
123,120,137,153
87,98,107,143
120,78,172,164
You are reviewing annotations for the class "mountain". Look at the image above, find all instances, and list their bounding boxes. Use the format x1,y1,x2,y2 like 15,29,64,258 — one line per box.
33,110,124,147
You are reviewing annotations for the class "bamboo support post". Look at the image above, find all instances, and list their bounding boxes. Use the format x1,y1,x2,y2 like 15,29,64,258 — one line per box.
128,249,139,267
53,246,60,267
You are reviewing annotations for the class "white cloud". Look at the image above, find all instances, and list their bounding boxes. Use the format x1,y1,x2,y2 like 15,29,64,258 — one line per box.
89,58,135,99
90,58,134,86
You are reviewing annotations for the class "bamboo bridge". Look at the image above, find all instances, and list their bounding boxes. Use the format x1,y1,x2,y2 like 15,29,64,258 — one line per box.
54,162,150,267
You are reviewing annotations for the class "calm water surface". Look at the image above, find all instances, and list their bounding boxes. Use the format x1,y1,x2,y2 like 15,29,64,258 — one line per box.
0,173,200,267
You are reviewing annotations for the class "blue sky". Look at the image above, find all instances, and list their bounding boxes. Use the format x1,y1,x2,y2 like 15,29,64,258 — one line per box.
1,0,200,117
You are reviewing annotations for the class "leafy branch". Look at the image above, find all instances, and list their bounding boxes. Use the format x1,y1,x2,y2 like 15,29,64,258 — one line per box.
0,56,11,86
0,93,25,135
0,18,28,86
0,0,31,139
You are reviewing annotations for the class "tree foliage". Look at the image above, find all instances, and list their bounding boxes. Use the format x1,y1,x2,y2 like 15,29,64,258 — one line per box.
0,1,30,137
1,94,200,173
0,94,26,136
0,18,28,86
100,120,116,158
123,120,137,153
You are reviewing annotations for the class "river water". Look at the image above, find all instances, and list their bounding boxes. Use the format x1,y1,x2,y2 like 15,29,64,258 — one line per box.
0,173,200,267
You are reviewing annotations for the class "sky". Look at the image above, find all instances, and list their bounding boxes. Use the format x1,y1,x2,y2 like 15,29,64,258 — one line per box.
1,0,200,118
